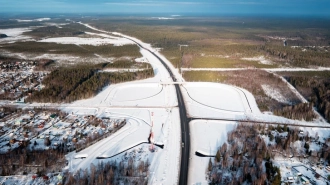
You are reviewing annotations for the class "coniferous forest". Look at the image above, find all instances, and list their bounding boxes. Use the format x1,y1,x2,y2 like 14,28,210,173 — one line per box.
26,64,154,103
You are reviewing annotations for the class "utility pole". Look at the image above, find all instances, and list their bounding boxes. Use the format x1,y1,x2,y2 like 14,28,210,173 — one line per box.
178,44,188,79
149,111,155,152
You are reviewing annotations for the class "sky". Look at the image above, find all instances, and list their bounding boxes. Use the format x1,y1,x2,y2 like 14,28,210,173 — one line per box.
0,0,329,16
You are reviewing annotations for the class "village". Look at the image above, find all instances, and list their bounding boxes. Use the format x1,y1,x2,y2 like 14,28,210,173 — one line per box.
263,125,330,185
0,59,48,101
0,107,127,184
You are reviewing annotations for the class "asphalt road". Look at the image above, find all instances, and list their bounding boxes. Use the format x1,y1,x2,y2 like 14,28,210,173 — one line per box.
124,38,190,185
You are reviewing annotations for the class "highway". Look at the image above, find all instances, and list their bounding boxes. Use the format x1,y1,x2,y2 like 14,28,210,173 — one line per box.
148,54,190,185
122,37,191,185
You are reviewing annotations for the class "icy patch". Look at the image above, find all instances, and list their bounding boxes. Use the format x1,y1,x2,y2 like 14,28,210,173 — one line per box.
38,36,134,46
241,56,273,65
261,84,289,103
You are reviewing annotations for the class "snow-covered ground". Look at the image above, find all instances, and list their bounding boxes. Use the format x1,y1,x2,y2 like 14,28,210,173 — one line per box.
15,18,51,22
54,23,330,185
189,120,237,185
269,71,327,123
181,67,330,71
65,107,181,185
261,84,289,104
241,56,273,65
2,21,330,184
79,22,184,82
59,23,182,184
38,36,134,46
43,22,69,28
0,27,35,43
0,50,114,64
181,82,260,120
69,49,178,109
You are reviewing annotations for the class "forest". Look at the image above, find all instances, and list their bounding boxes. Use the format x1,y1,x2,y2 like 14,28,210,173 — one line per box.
26,64,154,103
209,123,330,185
85,17,330,69
99,59,152,69
4,41,141,58
274,103,316,122
25,25,88,38
0,144,67,176
278,71,330,122
65,159,149,185
207,123,280,185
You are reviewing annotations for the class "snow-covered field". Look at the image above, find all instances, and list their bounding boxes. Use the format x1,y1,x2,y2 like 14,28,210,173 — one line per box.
241,56,273,65
0,27,35,43
15,18,51,22
0,50,114,64
56,23,330,185
43,22,68,28
189,120,237,185
56,23,183,184
261,84,289,104
65,107,181,185
181,82,261,120
38,36,134,46
2,20,330,185
68,48,178,109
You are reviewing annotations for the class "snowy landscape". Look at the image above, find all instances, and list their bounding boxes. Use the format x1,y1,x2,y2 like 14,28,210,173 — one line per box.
0,15,330,185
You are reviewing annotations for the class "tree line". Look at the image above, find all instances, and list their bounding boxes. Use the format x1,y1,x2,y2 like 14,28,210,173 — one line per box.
65,159,149,185
274,103,316,121
208,123,279,185
208,123,330,185
259,44,330,67
26,64,154,103
0,147,67,176
283,73,330,122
